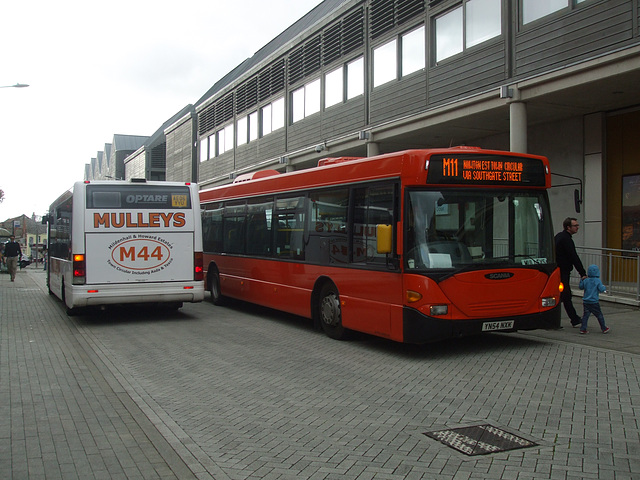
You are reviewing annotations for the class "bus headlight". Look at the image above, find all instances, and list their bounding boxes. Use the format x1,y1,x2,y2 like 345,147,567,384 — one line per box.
541,297,556,307
430,305,448,316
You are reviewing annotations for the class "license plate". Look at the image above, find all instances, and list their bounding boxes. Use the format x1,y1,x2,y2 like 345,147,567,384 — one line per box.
482,320,514,332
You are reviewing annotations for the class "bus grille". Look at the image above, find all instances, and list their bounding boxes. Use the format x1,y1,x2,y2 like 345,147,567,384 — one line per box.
466,300,529,316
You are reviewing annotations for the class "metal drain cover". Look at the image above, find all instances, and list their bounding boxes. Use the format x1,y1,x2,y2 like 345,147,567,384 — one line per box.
424,424,538,456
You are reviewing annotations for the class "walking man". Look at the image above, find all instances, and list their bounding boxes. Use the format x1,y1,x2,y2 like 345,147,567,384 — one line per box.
555,217,587,327
4,235,22,282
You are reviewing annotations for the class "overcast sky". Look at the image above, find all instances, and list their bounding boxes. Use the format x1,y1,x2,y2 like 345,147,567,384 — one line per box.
0,0,324,221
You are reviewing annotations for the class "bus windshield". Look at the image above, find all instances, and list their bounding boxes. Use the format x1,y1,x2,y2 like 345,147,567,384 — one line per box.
406,189,554,271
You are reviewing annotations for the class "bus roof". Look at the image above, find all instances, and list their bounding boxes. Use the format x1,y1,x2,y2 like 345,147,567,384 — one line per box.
199,147,550,202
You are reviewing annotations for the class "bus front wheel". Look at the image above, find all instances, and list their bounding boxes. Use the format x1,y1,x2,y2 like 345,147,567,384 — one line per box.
317,283,348,340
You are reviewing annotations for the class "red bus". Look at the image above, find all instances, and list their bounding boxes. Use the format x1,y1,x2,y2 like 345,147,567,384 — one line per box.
200,147,561,343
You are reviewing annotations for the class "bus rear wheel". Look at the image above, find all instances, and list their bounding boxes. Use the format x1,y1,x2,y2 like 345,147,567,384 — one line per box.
209,268,226,306
317,283,348,340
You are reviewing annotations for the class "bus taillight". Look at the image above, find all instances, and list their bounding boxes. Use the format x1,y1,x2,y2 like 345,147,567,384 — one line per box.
73,254,86,285
194,252,204,281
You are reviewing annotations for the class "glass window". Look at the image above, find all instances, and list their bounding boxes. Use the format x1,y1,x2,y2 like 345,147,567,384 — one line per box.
373,39,397,87
246,198,273,256
272,97,285,130
223,201,246,254
466,0,501,48
292,87,305,123
292,80,321,123
353,184,395,266
208,134,215,159
275,196,306,259
347,57,364,99
199,137,208,162
405,189,554,270
223,124,234,153
522,0,566,24
402,26,425,76
262,103,272,135
435,1,501,62
202,203,223,253
325,67,343,108
260,97,284,136
217,130,225,155
306,78,321,116
249,112,258,142
308,189,349,264
436,7,463,62
237,115,248,146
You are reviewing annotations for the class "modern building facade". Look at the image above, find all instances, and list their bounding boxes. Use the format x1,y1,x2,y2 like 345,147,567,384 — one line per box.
85,134,149,181
152,0,640,254
124,105,196,182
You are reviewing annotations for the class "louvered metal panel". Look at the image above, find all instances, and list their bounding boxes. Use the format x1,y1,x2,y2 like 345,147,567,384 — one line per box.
258,66,271,102
371,0,395,38
343,8,364,54
289,45,305,85
323,23,342,66
236,83,247,114
150,143,166,169
271,59,285,95
198,105,215,136
371,0,423,39
398,0,425,25
304,35,322,76
245,76,258,110
215,93,234,127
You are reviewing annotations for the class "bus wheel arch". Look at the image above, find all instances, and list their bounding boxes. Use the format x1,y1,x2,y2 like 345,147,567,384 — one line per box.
207,263,226,306
312,278,349,340
61,279,77,316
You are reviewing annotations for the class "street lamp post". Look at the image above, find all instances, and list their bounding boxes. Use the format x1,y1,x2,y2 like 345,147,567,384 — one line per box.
0,83,29,88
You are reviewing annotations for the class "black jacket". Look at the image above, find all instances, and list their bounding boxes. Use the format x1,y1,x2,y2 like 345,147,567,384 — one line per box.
3,240,22,258
554,230,585,276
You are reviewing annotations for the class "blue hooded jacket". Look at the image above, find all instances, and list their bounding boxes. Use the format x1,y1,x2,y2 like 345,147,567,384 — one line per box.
579,264,606,304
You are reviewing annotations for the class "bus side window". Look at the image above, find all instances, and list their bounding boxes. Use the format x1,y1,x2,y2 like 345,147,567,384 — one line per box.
307,189,349,264
352,184,395,266
223,202,246,254
202,204,223,254
275,196,306,259
246,198,273,256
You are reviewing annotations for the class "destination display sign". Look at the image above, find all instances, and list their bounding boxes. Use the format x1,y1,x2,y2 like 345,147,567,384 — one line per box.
427,154,546,186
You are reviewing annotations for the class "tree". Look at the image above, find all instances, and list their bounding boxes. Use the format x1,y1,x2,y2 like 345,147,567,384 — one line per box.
0,188,4,203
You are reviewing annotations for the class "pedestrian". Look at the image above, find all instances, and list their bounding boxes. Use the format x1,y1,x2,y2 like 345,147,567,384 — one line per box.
4,235,22,282
578,264,610,334
555,217,587,327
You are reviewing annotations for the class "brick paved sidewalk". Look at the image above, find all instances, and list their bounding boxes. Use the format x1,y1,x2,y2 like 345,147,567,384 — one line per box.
0,268,199,479
2,266,640,479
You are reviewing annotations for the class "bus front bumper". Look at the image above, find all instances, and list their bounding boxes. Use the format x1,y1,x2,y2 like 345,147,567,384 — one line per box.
402,305,562,344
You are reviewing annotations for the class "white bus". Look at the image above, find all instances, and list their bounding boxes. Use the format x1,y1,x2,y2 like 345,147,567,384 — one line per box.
45,179,205,314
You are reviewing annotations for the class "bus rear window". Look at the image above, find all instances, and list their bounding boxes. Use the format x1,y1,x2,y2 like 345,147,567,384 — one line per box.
86,185,192,209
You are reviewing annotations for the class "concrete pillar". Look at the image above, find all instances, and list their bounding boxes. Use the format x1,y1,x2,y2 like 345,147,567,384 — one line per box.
367,142,379,157
583,113,605,249
509,101,527,153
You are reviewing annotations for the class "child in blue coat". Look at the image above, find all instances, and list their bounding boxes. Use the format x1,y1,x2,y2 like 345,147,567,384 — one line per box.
578,264,610,334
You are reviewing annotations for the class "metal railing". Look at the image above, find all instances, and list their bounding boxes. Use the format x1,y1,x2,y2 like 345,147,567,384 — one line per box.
571,246,640,306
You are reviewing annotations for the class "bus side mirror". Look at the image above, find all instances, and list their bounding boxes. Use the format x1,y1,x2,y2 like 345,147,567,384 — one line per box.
376,224,392,254
574,189,582,213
